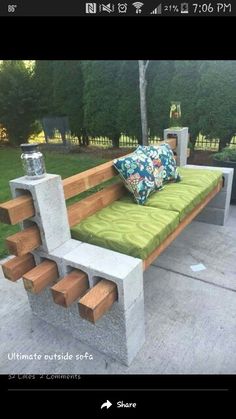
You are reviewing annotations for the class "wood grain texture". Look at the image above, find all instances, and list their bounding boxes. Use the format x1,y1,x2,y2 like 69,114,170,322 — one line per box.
23,260,59,294
0,195,35,225
67,181,125,227
6,225,42,256
78,279,118,323
51,269,89,308
143,180,223,270
0,146,177,226
62,161,118,200
1,253,36,282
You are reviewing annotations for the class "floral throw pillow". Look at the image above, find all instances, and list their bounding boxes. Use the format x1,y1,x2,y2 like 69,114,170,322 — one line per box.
113,152,161,205
136,143,181,183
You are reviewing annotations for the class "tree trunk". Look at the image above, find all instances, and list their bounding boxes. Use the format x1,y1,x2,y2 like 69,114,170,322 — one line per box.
81,129,89,146
111,133,120,148
61,132,67,145
219,135,231,151
138,60,149,146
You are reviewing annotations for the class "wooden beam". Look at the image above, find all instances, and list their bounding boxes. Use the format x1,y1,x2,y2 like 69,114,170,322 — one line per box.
62,160,118,200
23,260,59,294
1,253,36,282
6,225,42,257
0,195,35,225
0,161,122,225
143,180,222,270
67,181,125,227
51,269,89,308
2,182,124,256
78,279,118,323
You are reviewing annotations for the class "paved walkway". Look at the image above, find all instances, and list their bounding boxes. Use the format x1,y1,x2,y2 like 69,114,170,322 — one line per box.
1,206,236,374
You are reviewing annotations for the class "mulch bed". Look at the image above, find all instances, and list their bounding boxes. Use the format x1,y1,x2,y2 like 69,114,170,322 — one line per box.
187,150,216,166
77,146,216,166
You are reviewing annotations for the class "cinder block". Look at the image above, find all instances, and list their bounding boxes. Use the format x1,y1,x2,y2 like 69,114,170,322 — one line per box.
207,191,227,209
164,127,189,166
27,241,145,366
28,288,71,331
196,207,226,226
32,239,82,278
10,174,71,253
184,165,234,225
69,294,145,366
63,242,144,311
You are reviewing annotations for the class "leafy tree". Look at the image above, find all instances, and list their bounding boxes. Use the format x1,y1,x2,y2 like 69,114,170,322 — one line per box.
116,60,142,142
0,60,39,145
170,61,202,147
34,60,54,116
197,60,236,150
82,60,122,147
147,61,175,138
53,61,84,139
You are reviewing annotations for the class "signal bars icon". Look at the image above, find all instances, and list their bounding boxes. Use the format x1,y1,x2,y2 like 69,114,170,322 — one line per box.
151,3,162,14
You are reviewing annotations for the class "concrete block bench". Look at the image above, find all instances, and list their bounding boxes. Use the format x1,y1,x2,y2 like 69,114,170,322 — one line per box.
0,137,233,365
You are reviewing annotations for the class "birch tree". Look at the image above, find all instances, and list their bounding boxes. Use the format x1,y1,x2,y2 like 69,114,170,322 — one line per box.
138,60,149,145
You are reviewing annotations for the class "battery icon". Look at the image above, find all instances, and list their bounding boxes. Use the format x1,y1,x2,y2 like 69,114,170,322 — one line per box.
180,3,189,13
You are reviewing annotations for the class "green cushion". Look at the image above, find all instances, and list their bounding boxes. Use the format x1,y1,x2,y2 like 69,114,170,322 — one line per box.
121,183,204,221
178,167,222,197
71,201,179,260
71,167,223,260
121,167,223,221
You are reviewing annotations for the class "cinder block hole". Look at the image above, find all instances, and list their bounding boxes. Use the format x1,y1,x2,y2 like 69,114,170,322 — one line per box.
14,187,32,199
36,256,60,280
91,276,119,301
65,265,89,280
51,267,90,308
22,219,37,229
91,275,105,287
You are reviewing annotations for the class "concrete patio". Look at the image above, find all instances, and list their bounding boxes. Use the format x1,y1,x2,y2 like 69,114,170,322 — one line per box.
1,205,236,374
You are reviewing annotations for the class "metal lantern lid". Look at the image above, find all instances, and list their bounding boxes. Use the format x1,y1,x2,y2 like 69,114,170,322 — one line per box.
20,143,39,153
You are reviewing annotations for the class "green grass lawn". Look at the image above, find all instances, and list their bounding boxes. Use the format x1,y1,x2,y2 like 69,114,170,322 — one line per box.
0,147,107,259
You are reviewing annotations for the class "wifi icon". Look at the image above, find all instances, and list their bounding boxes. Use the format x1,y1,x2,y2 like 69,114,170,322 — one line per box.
132,2,144,13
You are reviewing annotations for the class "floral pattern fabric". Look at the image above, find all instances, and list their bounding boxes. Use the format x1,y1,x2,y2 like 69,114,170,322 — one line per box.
136,143,181,183
113,152,162,205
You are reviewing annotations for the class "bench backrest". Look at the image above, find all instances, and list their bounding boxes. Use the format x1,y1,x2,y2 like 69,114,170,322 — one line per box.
0,138,177,228
66,138,177,226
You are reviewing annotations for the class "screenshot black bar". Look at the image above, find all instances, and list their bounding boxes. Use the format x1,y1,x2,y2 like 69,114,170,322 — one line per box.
0,1,235,17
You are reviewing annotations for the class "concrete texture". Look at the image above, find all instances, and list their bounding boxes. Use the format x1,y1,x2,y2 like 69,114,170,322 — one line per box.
164,127,189,166
29,243,145,366
185,164,234,226
10,174,71,252
1,206,236,374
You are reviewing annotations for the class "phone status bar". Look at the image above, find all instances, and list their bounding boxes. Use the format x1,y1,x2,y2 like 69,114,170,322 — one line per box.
0,1,235,17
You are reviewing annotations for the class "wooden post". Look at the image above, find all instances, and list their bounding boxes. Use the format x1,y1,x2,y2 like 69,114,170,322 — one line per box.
6,225,42,256
78,279,118,323
0,195,35,224
23,260,59,294
51,269,89,308
1,253,36,281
